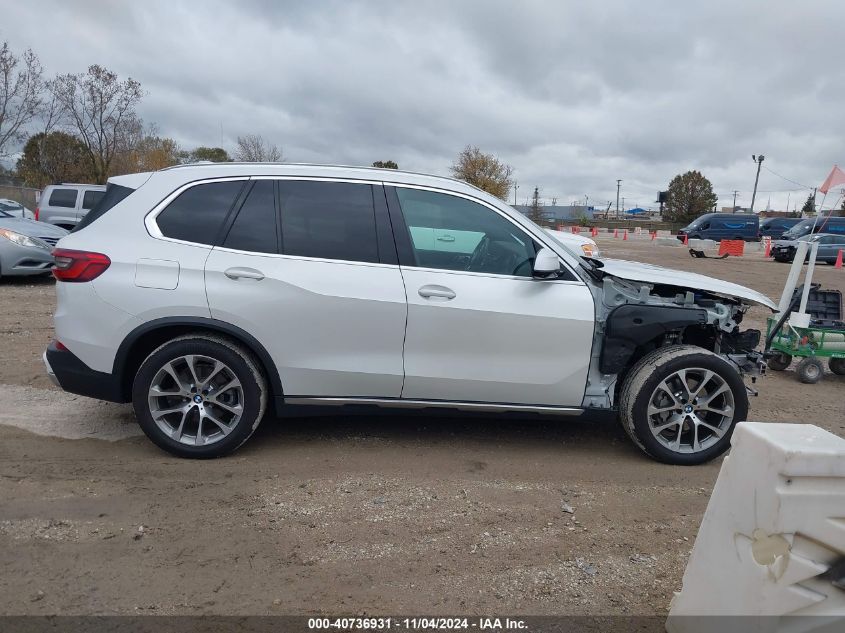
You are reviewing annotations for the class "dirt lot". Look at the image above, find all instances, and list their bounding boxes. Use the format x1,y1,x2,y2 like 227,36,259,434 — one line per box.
0,236,843,616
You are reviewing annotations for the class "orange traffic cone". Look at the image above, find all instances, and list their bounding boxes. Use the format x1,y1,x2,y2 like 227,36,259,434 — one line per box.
623,230,628,241
835,249,844,269
764,240,771,258
683,234,689,246
614,229,619,238
651,231,656,241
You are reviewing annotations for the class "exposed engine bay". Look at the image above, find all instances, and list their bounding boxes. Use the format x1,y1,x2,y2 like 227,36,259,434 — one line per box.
581,272,766,410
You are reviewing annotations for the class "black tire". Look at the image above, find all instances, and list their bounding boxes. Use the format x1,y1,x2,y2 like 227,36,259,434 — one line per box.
795,357,824,384
618,345,749,466
830,358,845,376
132,334,267,458
767,353,792,372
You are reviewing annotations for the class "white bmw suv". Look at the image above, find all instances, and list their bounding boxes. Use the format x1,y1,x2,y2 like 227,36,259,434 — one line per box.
44,163,775,464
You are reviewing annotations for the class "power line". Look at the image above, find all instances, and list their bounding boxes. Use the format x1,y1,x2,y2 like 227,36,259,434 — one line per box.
761,165,814,190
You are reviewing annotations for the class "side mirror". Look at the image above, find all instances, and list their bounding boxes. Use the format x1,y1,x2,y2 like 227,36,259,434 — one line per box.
533,247,560,277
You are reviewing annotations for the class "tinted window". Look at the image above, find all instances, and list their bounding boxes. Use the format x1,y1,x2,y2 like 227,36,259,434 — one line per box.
395,188,537,277
73,184,136,233
48,189,78,208
278,181,378,263
157,180,245,245
82,190,105,209
223,180,277,254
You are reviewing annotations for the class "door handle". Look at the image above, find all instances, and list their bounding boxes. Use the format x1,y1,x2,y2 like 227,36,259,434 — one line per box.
224,267,265,281
418,284,456,300
436,235,456,242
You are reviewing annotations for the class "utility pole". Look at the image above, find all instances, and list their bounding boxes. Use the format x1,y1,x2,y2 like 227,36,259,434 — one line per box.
513,180,518,206
732,190,739,212
616,180,622,219
749,155,765,214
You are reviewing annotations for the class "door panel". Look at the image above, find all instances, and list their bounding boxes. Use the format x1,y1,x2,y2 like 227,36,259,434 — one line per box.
400,268,595,406
206,250,407,397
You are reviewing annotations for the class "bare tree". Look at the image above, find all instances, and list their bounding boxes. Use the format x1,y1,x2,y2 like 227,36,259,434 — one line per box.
450,145,513,200
50,65,143,183
0,41,44,157
234,134,282,162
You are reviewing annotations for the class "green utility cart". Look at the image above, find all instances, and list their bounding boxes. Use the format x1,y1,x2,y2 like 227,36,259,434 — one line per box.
766,288,845,383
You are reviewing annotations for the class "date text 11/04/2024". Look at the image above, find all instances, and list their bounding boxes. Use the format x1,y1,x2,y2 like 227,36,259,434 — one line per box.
307,617,528,630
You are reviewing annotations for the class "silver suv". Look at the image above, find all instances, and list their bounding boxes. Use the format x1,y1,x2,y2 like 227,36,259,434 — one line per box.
43,164,775,463
37,183,106,229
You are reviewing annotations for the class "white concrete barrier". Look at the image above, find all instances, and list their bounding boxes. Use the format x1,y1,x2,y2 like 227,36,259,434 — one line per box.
658,237,683,247
667,422,845,631
688,238,718,250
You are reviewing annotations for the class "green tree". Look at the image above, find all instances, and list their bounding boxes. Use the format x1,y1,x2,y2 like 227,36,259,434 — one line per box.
800,193,816,216
664,170,718,224
16,131,95,188
450,145,513,200
183,146,231,163
372,160,398,169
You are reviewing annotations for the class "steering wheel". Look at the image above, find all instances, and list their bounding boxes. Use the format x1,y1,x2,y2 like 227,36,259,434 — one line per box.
466,235,490,271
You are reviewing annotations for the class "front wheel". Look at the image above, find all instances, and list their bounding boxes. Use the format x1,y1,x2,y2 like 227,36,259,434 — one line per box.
829,357,845,376
132,335,268,458
618,345,748,465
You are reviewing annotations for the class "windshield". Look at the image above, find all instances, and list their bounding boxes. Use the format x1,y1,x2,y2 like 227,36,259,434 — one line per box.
782,222,814,239
0,206,13,218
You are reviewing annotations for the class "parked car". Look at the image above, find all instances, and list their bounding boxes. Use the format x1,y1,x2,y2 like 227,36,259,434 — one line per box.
758,217,801,240
771,233,845,264
36,183,106,230
44,164,774,465
0,199,35,219
778,216,845,241
0,208,68,278
677,213,759,242
544,228,601,258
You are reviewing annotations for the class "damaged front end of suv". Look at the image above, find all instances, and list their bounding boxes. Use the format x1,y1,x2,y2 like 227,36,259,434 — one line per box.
578,257,776,464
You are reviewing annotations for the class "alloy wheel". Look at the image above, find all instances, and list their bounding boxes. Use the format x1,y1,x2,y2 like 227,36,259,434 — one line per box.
645,367,735,454
147,354,244,446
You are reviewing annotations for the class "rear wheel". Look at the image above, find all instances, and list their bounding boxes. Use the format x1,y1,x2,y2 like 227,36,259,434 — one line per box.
132,335,267,458
795,357,824,384
619,345,748,465
829,358,845,376
767,353,792,371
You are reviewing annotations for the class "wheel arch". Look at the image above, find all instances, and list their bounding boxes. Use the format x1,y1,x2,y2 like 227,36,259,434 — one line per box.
114,317,284,415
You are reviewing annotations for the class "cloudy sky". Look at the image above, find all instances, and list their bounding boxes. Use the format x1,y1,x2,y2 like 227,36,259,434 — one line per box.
4,0,845,211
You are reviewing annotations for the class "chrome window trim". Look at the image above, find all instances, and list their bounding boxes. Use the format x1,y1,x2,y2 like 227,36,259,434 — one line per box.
144,176,251,245
144,174,583,282
285,396,584,415
385,181,583,282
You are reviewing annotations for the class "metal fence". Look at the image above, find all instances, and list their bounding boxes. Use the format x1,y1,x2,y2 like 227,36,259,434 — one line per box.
0,185,39,210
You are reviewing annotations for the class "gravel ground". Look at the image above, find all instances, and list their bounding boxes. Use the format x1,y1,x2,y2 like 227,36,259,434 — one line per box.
0,235,842,616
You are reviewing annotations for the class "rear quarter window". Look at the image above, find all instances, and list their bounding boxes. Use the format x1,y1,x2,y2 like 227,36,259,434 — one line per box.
156,180,246,245
48,189,78,208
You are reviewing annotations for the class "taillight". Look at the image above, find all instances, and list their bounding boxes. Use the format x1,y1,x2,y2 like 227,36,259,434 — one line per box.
34,206,39,221
52,248,111,282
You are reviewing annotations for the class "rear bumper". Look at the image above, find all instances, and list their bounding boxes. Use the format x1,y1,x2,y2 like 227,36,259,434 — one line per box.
43,340,126,403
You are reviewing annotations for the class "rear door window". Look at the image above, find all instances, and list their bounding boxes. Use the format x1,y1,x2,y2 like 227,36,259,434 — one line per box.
48,188,78,208
222,180,278,254
82,190,105,210
278,180,379,263
156,180,246,245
